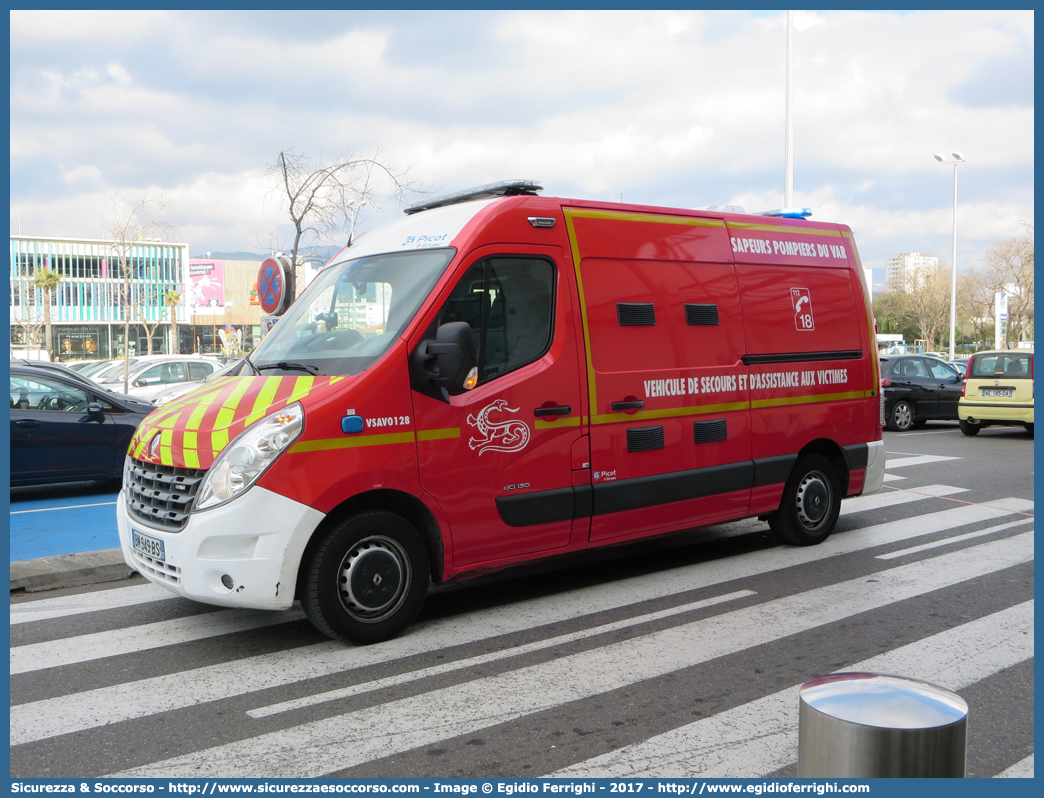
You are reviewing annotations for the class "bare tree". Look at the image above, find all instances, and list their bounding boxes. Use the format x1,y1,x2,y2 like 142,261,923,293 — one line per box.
957,268,997,350
979,235,1034,346
106,194,173,392
900,260,951,351
264,148,420,289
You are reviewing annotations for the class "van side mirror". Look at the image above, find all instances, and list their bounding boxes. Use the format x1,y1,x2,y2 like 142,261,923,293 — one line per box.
427,322,478,395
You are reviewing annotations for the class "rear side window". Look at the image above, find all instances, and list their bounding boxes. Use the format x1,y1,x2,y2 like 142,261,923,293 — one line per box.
970,353,1033,379
188,362,214,380
926,359,959,379
901,358,930,378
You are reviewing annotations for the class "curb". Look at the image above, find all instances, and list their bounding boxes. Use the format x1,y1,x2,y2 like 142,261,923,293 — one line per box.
10,549,136,593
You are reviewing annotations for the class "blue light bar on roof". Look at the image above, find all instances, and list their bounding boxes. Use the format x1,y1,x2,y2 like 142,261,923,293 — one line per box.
754,207,813,219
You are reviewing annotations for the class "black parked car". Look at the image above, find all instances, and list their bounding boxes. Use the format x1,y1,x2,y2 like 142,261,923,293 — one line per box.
879,355,963,431
9,363,155,486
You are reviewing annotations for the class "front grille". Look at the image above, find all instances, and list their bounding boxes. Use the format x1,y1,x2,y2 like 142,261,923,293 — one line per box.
129,548,182,585
126,458,205,531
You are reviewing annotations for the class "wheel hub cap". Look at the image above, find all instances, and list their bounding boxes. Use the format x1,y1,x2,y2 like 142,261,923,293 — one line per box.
796,473,830,529
340,542,403,614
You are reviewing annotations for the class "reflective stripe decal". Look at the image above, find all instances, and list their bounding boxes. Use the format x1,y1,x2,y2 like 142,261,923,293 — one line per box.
727,222,845,237
751,389,871,409
289,427,462,453
290,431,416,453
417,427,461,442
534,416,583,430
591,400,748,427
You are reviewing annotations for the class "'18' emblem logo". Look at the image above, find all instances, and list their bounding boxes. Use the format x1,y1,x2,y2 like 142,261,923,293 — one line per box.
791,287,814,331
467,399,530,456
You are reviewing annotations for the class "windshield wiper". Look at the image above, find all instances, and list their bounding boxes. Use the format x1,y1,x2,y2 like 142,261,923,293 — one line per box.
256,362,322,375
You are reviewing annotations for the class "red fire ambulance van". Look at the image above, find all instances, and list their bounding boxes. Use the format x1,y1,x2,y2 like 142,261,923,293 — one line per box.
118,180,885,644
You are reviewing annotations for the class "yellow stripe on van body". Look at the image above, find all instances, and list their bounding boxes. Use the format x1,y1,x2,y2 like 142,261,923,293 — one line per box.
727,222,845,238
416,427,461,441
211,428,229,456
243,378,282,427
290,431,417,454
751,389,872,409
591,400,750,426
184,449,200,469
214,379,255,430
563,209,599,416
185,384,235,431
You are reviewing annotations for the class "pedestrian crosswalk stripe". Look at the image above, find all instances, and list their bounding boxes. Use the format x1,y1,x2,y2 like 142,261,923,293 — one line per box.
995,754,1035,778
9,607,305,676
10,582,177,626
247,589,756,719
875,518,1033,560
109,532,1032,778
552,600,1033,778
884,454,961,469
839,483,966,515
9,496,1031,743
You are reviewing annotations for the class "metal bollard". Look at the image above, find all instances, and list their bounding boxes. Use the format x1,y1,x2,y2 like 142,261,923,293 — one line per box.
798,673,968,778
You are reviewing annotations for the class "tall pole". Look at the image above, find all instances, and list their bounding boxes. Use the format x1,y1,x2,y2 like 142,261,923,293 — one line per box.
784,10,794,207
948,163,958,361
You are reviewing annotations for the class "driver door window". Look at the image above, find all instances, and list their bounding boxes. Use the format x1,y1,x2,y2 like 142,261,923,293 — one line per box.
438,256,555,383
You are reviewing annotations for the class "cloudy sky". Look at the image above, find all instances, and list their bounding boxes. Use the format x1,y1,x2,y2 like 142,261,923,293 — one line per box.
9,9,1034,290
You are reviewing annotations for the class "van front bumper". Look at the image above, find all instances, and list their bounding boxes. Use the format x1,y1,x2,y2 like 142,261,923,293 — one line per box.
117,486,325,610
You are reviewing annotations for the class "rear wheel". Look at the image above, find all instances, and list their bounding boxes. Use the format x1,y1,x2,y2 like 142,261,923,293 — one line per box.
768,454,841,546
911,419,928,428
1025,423,1033,436
886,400,914,431
959,419,981,437
301,511,430,644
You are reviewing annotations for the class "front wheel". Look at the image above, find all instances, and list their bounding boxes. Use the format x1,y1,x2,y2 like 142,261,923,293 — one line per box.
768,454,841,546
301,511,430,644
959,419,980,437
886,400,914,431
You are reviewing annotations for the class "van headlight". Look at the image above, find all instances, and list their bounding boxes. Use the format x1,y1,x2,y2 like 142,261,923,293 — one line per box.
194,402,304,512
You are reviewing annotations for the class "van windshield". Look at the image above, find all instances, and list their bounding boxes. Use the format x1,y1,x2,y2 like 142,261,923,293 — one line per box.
248,248,456,377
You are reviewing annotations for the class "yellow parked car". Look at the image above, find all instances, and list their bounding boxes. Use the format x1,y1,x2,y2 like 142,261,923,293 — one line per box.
958,349,1034,436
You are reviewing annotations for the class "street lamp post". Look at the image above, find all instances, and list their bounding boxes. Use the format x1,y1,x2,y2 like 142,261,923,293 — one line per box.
934,151,965,361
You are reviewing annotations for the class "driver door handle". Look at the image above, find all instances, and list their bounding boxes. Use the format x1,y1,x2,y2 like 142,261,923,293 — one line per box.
15,419,41,428
534,405,571,417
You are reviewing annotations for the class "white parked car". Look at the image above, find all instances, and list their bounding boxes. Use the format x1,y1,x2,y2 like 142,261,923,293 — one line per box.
149,358,245,404
97,356,223,399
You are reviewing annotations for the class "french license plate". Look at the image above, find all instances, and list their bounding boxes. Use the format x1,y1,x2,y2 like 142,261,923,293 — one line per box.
132,529,165,562
982,389,1013,398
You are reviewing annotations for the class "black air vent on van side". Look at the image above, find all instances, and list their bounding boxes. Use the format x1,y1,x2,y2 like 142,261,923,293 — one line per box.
617,303,656,326
685,303,720,326
693,419,727,444
627,426,664,452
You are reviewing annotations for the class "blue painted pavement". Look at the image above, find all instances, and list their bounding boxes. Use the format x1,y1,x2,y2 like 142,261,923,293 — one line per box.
10,483,122,562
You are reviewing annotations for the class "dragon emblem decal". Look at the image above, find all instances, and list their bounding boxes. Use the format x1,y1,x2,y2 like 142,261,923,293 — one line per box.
467,399,531,456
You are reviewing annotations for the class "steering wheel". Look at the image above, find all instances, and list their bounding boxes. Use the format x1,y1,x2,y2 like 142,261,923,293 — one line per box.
296,329,365,353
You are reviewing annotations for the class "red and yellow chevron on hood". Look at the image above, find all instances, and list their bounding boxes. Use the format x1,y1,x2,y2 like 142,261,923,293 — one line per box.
127,375,346,470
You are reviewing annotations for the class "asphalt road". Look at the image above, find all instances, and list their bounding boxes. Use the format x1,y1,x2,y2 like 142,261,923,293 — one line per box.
9,421,1034,779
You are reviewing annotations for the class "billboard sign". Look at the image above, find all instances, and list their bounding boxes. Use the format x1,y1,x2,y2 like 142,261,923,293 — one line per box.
188,260,225,316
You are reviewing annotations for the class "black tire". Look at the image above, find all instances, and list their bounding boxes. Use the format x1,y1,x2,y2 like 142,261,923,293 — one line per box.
886,400,914,432
768,454,841,546
301,511,430,644
1025,423,1033,436
959,419,980,437
911,419,928,428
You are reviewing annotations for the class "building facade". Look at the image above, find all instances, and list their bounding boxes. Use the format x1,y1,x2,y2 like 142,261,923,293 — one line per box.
884,251,939,293
10,235,188,360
